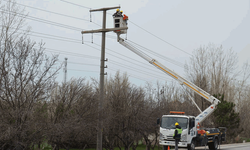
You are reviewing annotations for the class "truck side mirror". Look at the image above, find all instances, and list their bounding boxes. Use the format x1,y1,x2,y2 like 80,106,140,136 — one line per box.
157,118,160,125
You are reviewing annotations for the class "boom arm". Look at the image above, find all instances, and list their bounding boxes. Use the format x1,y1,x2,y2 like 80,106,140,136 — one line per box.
118,37,220,124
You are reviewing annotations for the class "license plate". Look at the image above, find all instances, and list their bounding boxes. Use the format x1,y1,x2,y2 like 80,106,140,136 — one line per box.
166,141,175,145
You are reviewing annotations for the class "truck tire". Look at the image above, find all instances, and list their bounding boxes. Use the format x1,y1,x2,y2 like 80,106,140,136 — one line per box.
188,140,195,150
208,138,218,150
163,145,168,150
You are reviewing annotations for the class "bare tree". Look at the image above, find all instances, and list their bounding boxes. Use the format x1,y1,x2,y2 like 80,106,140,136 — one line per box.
184,43,240,126
102,72,146,150
47,78,97,150
236,62,250,139
0,0,61,149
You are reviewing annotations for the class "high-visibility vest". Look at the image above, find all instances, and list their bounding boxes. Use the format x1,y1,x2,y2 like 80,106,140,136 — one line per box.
173,128,182,139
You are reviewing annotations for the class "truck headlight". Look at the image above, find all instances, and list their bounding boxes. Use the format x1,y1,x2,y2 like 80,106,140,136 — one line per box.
160,133,164,140
181,134,187,142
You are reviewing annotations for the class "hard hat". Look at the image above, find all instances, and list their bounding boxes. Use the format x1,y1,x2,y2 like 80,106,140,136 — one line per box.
120,10,123,13
175,122,179,126
116,9,119,11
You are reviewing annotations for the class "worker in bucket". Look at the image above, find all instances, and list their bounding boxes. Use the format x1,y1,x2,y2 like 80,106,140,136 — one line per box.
113,9,123,17
119,10,123,17
113,9,120,17
173,122,182,150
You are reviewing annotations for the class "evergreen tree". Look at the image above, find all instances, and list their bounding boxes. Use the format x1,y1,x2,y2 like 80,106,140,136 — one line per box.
213,94,242,142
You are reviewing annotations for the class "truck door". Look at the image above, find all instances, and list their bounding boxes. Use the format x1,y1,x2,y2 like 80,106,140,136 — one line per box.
187,117,196,143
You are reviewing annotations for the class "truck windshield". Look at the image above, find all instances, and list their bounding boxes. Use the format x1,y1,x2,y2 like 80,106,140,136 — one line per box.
161,117,188,129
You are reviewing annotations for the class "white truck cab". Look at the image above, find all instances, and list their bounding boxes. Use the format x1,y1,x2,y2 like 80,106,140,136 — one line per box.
158,112,196,149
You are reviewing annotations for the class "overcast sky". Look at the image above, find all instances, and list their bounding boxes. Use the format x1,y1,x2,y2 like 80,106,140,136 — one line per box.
9,0,250,87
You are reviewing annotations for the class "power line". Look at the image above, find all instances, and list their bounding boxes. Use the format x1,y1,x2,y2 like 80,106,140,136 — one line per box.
26,32,86,44
60,0,91,9
109,60,172,81
32,46,100,60
13,28,184,73
9,27,108,44
129,21,192,56
0,9,83,31
12,30,185,74
108,68,151,82
59,61,99,66
25,28,184,72
61,61,171,82
67,69,99,73
58,0,192,56
55,54,172,81
3,0,101,27
10,29,179,81
91,43,166,74
35,44,175,82
127,39,185,68
108,68,170,84
0,5,182,83
55,54,171,81
45,40,171,80
60,0,114,15
1,5,186,69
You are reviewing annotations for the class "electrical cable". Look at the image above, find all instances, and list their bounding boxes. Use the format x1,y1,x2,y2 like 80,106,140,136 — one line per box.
43,47,100,60
127,39,185,68
57,56,171,81
25,32,88,44
59,0,192,56
109,60,172,81
107,68,164,84
10,28,183,75
67,69,99,73
0,2,183,83
23,29,184,72
3,0,101,27
129,21,192,56
58,60,99,66
1,4,186,69
60,0,91,9
0,9,83,31
92,43,162,71
3,28,175,81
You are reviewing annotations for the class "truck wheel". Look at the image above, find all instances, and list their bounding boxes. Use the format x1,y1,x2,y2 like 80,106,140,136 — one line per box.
188,140,195,150
208,138,218,150
163,145,168,150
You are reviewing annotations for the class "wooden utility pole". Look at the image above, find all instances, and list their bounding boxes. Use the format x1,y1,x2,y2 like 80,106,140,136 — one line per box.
64,57,68,84
81,6,128,150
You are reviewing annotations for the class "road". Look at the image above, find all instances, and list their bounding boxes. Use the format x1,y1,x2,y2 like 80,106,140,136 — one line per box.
177,142,250,150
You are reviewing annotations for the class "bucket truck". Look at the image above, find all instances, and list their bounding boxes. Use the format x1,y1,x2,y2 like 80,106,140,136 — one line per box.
112,11,226,150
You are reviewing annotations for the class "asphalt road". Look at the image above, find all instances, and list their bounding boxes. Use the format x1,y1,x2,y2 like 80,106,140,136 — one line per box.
177,142,250,150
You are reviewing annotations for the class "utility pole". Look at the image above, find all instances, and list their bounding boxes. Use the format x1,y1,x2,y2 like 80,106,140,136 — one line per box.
64,57,68,84
81,6,128,150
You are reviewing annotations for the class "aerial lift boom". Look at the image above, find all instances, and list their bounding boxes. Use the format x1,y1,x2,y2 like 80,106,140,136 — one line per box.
112,11,225,150
117,37,220,124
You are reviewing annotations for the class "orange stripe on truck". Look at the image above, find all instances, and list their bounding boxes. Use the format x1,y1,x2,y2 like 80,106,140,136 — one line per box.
184,82,209,99
153,62,178,79
153,62,209,100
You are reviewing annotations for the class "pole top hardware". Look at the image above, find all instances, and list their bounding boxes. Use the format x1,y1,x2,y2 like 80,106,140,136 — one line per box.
81,27,128,34
90,6,120,12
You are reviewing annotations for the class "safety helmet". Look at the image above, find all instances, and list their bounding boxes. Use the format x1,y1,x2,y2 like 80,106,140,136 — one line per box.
120,10,123,13
175,122,179,126
116,9,119,11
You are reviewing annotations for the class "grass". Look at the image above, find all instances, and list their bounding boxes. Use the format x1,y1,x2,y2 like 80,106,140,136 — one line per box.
241,137,250,142
59,144,162,150
33,141,52,150
33,140,163,150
